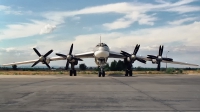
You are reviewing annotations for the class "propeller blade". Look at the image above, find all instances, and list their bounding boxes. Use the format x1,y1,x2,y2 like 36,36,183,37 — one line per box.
133,44,140,55
160,45,164,56
43,61,51,69
162,57,173,61
43,49,53,57
65,61,69,70
158,45,161,56
69,44,73,55
121,51,131,57
32,60,40,67
136,58,146,64
73,57,83,61
56,53,67,58
33,48,41,57
147,55,157,59
157,61,161,71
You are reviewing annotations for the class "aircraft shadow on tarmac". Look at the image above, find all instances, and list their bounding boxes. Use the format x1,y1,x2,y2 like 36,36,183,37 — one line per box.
107,74,137,77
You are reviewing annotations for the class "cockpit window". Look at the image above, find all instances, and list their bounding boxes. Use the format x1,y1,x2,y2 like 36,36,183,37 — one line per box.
96,43,108,47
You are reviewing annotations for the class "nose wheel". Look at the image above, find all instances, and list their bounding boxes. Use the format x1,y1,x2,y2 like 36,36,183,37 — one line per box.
98,71,105,77
98,67,105,77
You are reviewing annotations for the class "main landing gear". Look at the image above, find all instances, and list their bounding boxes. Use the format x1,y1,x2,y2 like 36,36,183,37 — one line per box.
70,70,77,76
125,69,132,76
69,64,77,76
125,63,133,77
98,67,105,77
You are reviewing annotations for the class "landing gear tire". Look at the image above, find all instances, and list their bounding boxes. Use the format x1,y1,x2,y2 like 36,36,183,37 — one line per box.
125,70,128,76
125,70,132,76
74,70,77,76
70,70,73,76
98,71,101,77
102,71,105,77
70,70,77,76
129,70,132,76
98,71,105,77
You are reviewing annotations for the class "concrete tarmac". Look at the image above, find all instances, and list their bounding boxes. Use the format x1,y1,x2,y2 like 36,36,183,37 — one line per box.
0,75,200,112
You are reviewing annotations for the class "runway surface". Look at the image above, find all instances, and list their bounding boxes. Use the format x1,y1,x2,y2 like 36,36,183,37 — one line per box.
0,75,200,112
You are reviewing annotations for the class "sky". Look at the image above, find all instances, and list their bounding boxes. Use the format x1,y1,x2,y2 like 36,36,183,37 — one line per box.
0,0,200,68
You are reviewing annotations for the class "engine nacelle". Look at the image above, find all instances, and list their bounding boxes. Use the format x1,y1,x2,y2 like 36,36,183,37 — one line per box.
42,58,50,64
152,59,157,64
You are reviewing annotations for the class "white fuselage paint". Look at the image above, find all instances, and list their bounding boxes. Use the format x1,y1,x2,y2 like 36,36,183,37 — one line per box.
93,43,110,66
94,47,109,58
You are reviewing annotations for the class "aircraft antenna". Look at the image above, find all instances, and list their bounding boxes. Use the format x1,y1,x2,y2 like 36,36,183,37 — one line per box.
100,35,101,43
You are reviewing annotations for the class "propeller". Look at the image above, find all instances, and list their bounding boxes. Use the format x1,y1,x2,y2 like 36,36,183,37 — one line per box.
147,45,173,71
120,44,146,64
56,44,83,69
31,48,53,69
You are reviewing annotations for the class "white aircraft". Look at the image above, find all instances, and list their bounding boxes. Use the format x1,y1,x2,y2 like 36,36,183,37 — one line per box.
2,43,198,77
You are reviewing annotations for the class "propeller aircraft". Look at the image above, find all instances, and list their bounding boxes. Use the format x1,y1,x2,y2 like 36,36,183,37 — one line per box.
2,43,198,77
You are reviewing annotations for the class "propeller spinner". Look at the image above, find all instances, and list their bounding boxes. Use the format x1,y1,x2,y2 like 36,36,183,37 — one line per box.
31,48,53,69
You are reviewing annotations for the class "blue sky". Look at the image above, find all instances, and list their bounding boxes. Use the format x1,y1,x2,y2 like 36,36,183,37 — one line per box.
0,0,200,68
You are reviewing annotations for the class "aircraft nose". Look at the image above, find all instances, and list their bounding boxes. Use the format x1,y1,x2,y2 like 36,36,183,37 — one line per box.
99,47,105,51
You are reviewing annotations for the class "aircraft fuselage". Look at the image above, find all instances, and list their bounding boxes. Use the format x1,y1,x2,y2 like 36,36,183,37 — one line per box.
93,43,109,67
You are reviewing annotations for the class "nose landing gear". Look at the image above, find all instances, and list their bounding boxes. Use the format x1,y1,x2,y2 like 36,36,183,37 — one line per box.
98,67,105,77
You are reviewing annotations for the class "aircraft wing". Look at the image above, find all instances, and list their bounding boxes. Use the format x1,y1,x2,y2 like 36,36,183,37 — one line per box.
2,59,39,66
74,51,94,58
109,51,125,58
49,56,66,61
162,60,199,66
2,56,66,66
109,51,152,61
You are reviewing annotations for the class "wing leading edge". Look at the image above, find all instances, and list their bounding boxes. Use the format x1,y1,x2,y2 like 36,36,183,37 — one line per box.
2,56,66,66
162,60,199,66
74,51,94,58
109,51,125,58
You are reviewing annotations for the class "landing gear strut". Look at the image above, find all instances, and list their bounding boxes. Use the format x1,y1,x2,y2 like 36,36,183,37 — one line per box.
98,67,105,77
69,63,77,76
125,63,133,77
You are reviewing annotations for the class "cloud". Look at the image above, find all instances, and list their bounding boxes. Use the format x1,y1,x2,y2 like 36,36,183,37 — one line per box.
42,0,199,30
103,18,134,30
103,12,157,30
40,24,56,35
168,17,197,25
1,0,199,41
166,5,200,13
138,14,157,25
0,5,32,15
0,20,46,40
0,5,9,10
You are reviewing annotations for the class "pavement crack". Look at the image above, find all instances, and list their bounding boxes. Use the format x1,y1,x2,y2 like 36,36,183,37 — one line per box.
111,77,181,112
